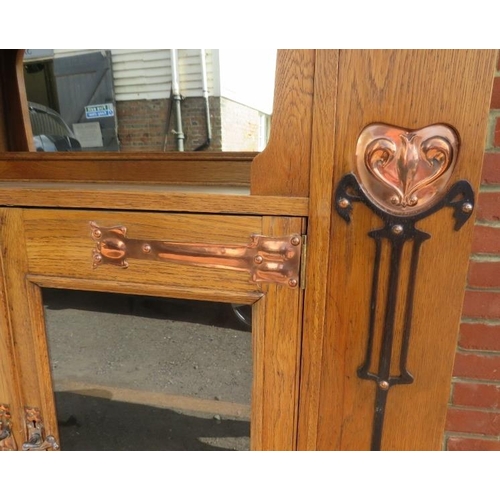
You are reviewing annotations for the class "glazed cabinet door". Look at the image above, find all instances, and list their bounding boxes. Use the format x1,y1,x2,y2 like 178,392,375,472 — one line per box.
0,208,305,450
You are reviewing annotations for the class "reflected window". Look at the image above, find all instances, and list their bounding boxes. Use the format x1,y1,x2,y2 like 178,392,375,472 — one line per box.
23,49,276,153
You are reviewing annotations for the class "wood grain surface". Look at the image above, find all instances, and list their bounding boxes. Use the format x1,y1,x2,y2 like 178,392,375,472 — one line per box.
297,50,340,449
252,217,305,450
301,50,497,450
0,153,254,186
251,50,315,197
23,210,264,300
0,210,23,449
0,182,308,216
0,208,59,448
0,49,494,452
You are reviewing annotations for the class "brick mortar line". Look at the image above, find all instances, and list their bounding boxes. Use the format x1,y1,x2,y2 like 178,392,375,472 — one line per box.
447,405,500,414
451,375,500,384
444,431,500,441
461,317,500,326
479,185,500,193
464,284,500,291
469,254,500,262
465,287,500,294
486,110,500,151
465,286,500,292
452,376,500,384
476,219,500,225
474,220,500,228
457,346,500,354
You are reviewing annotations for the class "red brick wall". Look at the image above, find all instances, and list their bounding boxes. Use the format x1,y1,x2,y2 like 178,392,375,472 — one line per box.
444,53,500,451
116,99,171,152
116,96,265,152
116,97,222,152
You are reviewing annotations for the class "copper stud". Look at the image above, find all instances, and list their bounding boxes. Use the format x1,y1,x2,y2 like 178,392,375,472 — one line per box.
93,229,102,239
409,195,419,206
290,236,301,246
143,243,151,254
390,195,400,206
94,254,102,262
462,202,473,214
392,225,403,235
288,278,298,288
254,255,263,264
379,380,390,391
338,198,350,209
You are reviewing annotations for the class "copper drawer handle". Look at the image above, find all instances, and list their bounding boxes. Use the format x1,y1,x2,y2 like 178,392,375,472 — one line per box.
90,222,303,288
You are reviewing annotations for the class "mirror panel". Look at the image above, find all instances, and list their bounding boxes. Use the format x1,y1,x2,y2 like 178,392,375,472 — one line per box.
43,288,252,451
23,49,276,153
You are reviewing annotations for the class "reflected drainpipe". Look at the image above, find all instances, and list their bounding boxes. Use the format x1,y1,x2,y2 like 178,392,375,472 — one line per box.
170,49,185,151
195,48,212,151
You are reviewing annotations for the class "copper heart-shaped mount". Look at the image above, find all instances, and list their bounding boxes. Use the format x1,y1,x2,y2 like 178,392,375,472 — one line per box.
355,123,459,215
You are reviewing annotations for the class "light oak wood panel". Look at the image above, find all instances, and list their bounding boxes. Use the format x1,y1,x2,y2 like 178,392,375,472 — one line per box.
252,216,305,450
0,182,308,216
0,210,23,449
297,50,340,450
306,50,497,450
250,293,265,450
0,153,253,186
0,208,58,447
25,281,60,445
23,210,264,299
251,50,315,197
27,275,262,305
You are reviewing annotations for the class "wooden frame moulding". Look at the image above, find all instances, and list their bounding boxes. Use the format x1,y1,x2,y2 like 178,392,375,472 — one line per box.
298,49,497,450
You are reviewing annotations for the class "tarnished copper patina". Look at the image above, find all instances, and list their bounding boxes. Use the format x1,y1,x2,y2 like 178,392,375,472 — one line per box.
90,222,302,288
356,123,459,215
22,407,59,451
0,404,16,451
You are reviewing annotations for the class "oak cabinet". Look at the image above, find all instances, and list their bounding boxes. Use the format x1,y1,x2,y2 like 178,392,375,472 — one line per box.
0,50,495,450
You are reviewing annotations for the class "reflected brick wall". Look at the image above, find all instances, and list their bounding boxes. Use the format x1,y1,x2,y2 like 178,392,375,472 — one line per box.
116,96,263,152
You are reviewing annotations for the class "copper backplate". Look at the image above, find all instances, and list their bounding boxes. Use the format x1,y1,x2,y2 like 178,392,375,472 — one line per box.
90,222,302,288
356,123,459,215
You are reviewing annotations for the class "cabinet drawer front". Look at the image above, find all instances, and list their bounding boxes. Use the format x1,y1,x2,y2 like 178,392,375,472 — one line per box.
23,210,264,302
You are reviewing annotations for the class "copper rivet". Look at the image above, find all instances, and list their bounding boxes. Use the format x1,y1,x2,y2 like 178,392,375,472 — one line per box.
379,381,389,391
291,236,301,246
288,278,298,288
143,244,151,253
254,255,263,264
338,198,350,208
409,195,419,206
462,202,473,214
94,254,102,262
390,195,400,205
93,229,102,238
392,225,403,235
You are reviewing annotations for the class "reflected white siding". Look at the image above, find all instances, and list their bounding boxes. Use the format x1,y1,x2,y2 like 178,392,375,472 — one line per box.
111,49,216,101
49,49,275,113
53,49,216,101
